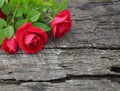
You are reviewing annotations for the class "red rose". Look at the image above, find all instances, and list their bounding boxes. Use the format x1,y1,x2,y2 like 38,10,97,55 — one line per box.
0,9,7,20
16,22,48,54
51,10,72,38
2,37,18,54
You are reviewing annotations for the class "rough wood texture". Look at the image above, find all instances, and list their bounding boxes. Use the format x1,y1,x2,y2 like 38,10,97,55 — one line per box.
0,49,120,81
46,0,120,48
0,0,120,91
0,80,120,91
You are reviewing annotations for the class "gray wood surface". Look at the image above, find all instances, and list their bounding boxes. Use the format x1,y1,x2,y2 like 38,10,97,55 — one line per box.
46,0,120,48
0,0,120,91
0,80,120,91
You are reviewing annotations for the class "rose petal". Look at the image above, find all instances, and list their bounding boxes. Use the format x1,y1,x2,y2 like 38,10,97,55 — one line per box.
51,15,67,26
2,37,18,54
16,22,48,54
51,25,57,38
28,27,48,43
7,38,18,52
51,10,72,38
16,22,33,53
16,22,32,37
2,38,8,52
24,33,36,45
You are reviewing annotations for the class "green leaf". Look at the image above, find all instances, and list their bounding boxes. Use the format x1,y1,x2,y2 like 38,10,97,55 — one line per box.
33,22,51,32
39,14,45,22
8,0,20,15
4,26,14,39
1,3,11,15
0,28,5,44
28,9,40,22
43,2,52,7
57,0,67,13
15,8,23,17
22,3,29,14
6,16,12,23
4,0,8,3
30,13,40,23
0,26,14,44
22,0,30,3
0,18,7,28
0,0,4,8
31,0,43,6
9,0,20,5
49,0,59,9
15,19,25,29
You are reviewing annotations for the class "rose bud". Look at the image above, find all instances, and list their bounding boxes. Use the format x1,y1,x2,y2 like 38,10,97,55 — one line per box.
16,22,48,54
2,37,18,54
51,10,72,38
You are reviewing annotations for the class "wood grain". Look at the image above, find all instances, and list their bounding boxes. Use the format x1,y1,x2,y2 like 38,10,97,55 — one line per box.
0,0,120,91
0,79,120,91
45,0,120,48
0,49,120,81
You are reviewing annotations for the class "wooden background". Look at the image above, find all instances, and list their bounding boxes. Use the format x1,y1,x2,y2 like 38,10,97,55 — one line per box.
0,0,120,91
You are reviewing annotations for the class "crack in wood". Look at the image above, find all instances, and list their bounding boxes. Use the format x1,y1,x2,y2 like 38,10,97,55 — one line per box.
1,47,119,55
44,47,120,50
110,66,120,73
0,74,120,85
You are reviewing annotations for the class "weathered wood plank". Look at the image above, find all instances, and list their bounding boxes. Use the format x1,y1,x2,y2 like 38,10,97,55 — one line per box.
0,49,119,80
45,0,120,48
0,79,120,91
0,0,120,90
